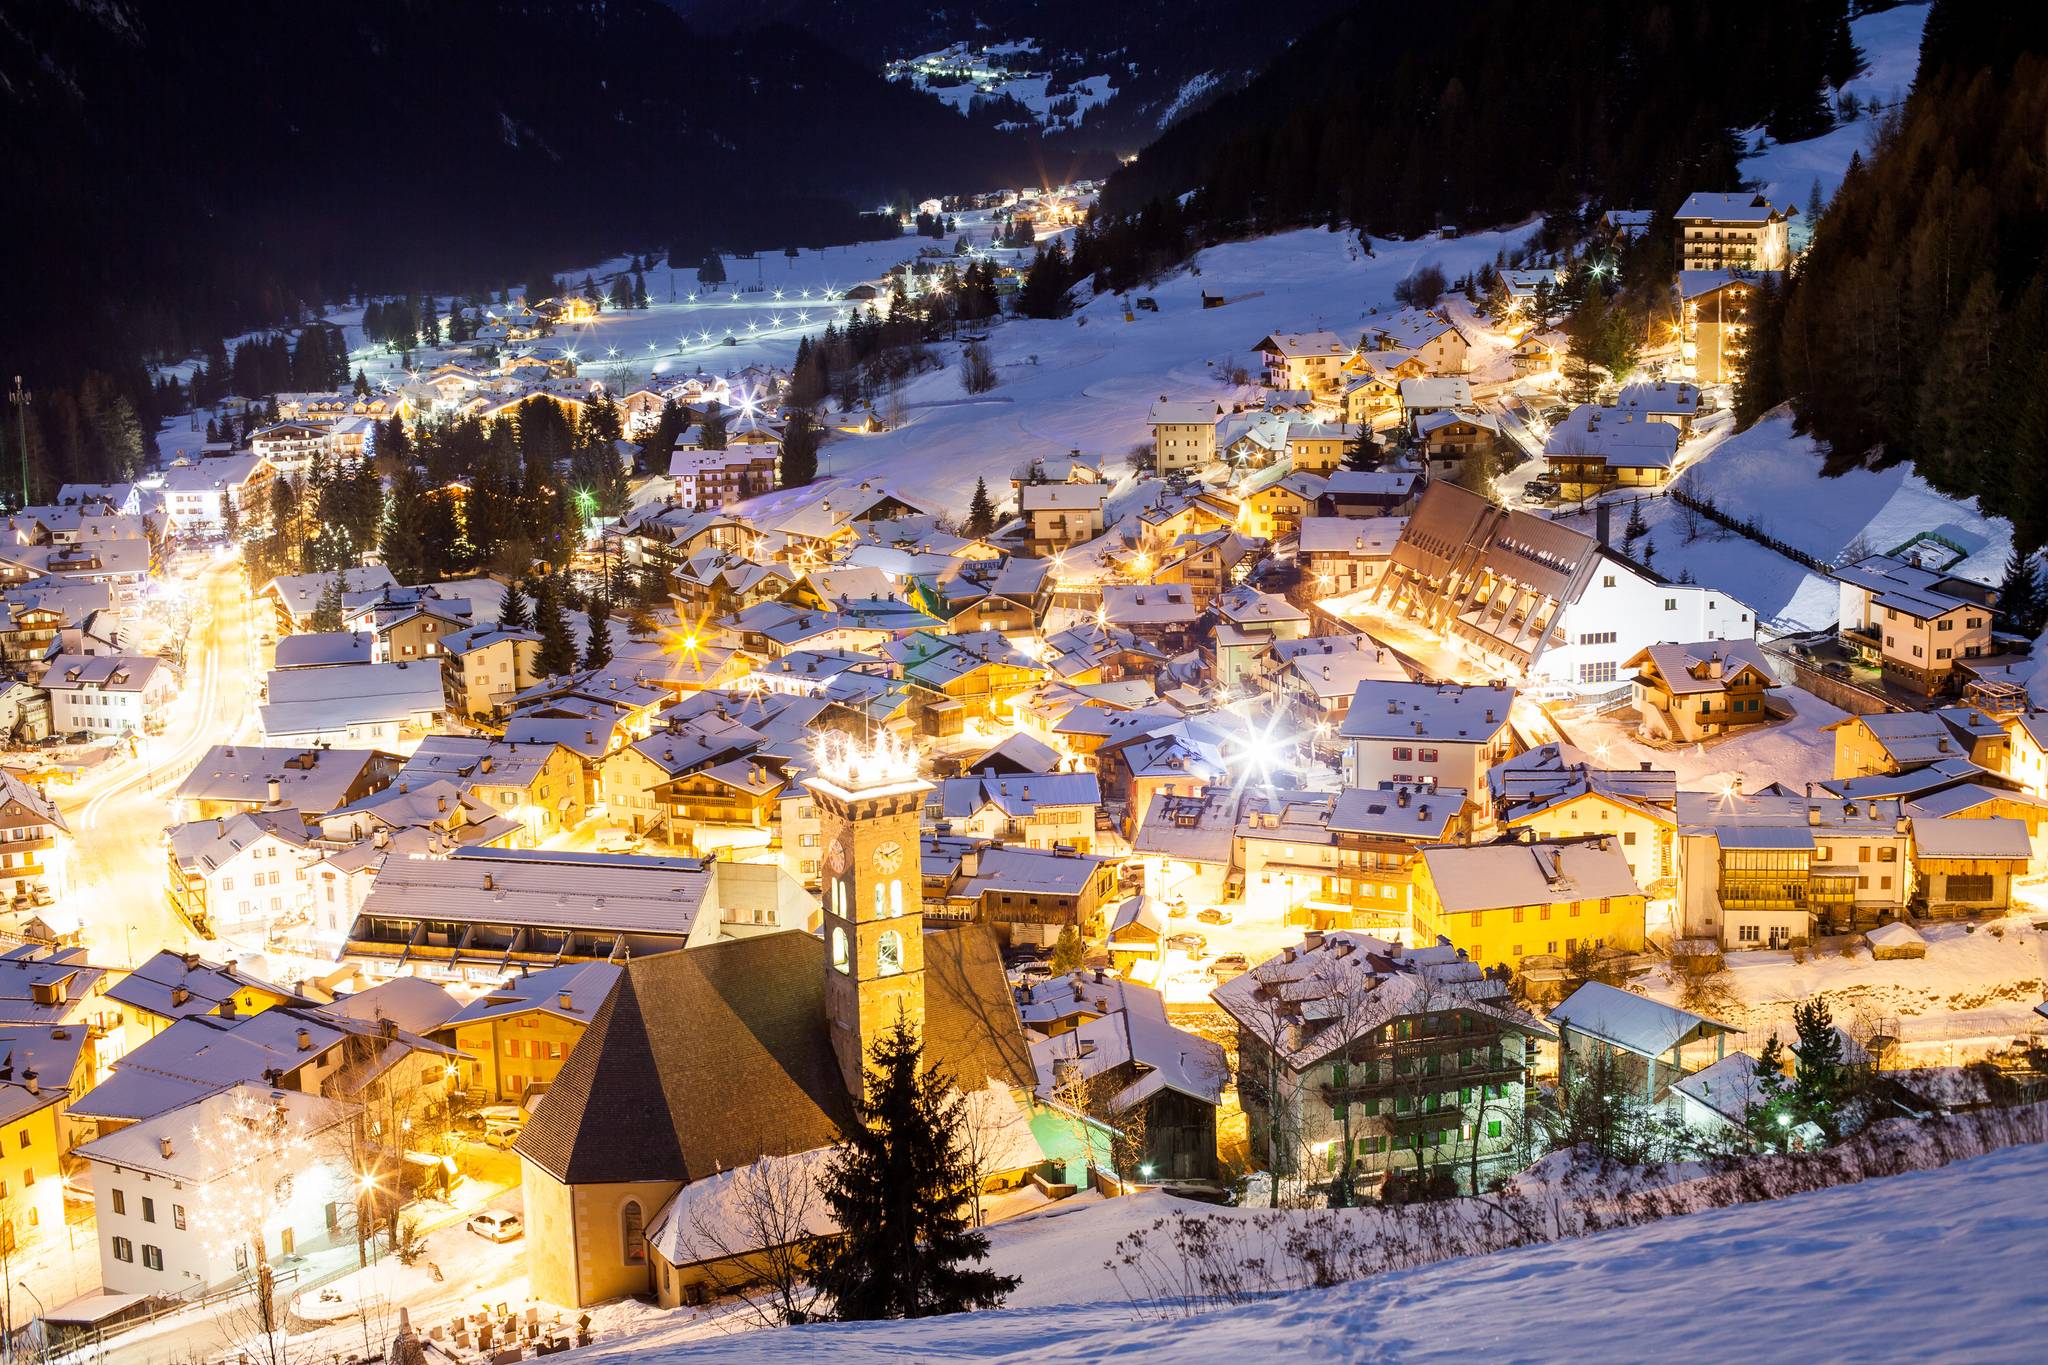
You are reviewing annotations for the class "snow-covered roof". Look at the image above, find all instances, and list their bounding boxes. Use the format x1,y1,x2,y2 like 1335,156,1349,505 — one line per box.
1338,680,1516,742
1420,837,1641,912
1547,981,1734,1058
1669,1051,1764,1125
1328,784,1466,840
273,631,375,669
1907,816,2031,861
1675,191,1791,224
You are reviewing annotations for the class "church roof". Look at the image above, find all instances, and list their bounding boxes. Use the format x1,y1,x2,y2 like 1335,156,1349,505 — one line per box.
515,923,1031,1186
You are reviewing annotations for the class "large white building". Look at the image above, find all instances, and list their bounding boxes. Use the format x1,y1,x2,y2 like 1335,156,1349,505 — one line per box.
1339,681,1521,819
1367,482,1756,696
79,1083,356,1296
41,653,175,737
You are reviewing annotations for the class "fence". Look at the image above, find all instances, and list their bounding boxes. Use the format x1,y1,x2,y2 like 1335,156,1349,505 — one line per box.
1665,484,1836,576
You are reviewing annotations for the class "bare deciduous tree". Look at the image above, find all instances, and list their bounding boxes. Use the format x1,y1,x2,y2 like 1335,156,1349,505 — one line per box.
680,1153,832,1328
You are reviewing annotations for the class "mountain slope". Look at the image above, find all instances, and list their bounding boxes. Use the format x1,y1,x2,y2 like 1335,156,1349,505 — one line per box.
0,0,1030,374
668,0,1352,149
1100,0,1864,233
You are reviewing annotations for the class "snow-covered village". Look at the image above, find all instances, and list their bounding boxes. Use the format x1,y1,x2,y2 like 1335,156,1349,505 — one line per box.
0,1,2043,1361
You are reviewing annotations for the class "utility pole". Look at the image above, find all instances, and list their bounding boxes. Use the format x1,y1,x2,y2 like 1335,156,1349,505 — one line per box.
8,376,28,511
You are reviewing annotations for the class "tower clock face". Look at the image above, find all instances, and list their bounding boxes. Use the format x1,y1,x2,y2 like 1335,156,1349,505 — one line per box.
824,833,850,877
873,840,904,875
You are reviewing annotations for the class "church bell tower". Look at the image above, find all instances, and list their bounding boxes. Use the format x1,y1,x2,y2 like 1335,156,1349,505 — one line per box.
806,730,932,1098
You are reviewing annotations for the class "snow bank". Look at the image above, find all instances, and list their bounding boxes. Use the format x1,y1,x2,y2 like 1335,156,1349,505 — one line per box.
566,1114,2048,1362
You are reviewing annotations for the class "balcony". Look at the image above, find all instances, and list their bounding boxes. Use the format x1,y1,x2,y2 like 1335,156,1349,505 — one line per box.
1320,1058,1522,1106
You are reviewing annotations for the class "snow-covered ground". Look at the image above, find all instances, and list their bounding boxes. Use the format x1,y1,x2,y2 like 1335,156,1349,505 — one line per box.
1554,409,2010,634
1741,3,1930,215
803,223,1538,510
1638,909,2048,1058
887,41,1119,134
563,1132,2048,1362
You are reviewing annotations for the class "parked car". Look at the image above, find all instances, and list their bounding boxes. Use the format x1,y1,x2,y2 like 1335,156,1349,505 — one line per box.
1166,932,1209,956
1196,907,1234,926
1209,953,1250,980
594,827,642,852
1166,901,1191,919
467,1211,524,1242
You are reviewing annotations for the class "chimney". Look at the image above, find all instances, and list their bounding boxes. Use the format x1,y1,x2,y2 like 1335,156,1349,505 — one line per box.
181,951,200,971
559,991,574,1011
267,777,283,803
22,1069,36,1095
296,1027,312,1051
158,1136,174,1158
1807,805,1820,827
483,872,494,891
480,755,494,774
380,1017,398,1040
171,986,190,1007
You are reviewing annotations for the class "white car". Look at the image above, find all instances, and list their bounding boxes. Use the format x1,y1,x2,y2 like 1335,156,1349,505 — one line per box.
594,828,643,852
468,1211,524,1242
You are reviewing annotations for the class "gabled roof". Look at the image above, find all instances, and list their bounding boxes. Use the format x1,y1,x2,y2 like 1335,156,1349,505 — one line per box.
1547,980,1734,1057
517,924,1031,1184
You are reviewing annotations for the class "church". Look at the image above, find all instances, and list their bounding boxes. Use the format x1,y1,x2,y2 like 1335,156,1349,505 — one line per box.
514,733,1037,1307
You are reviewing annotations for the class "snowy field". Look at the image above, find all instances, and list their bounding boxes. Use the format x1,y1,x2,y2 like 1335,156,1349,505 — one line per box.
792,222,1539,511
566,1133,2048,1363
1555,409,2011,634
1741,3,1930,214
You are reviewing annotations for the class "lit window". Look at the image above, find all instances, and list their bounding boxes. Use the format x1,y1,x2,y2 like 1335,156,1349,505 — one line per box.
830,927,849,974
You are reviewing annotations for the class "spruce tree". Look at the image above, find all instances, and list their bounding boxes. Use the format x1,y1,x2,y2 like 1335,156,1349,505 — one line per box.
813,1021,1019,1320
1744,1034,1792,1150
1790,998,1848,1139
1623,499,1648,544
581,591,614,670
381,466,430,583
780,409,820,488
353,368,370,397
498,580,532,631
533,578,578,677
965,477,996,537
1343,429,1381,472
700,402,728,451
2000,546,2044,639
309,569,349,633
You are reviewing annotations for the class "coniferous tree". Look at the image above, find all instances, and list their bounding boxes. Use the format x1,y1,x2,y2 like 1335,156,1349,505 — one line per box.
813,1021,1019,1320
965,477,996,537
780,409,820,488
581,591,613,670
1343,429,1381,473
1623,499,1648,544
381,465,430,583
498,579,532,631
353,368,370,397
308,569,349,633
1998,547,2043,639
697,253,726,287
1790,998,1848,1140
633,271,649,309
699,402,728,451
533,577,578,677
1745,1033,1793,1150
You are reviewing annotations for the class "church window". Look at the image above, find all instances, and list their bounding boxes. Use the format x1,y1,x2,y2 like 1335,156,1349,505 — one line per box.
621,1200,645,1265
877,930,905,978
830,927,850,974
